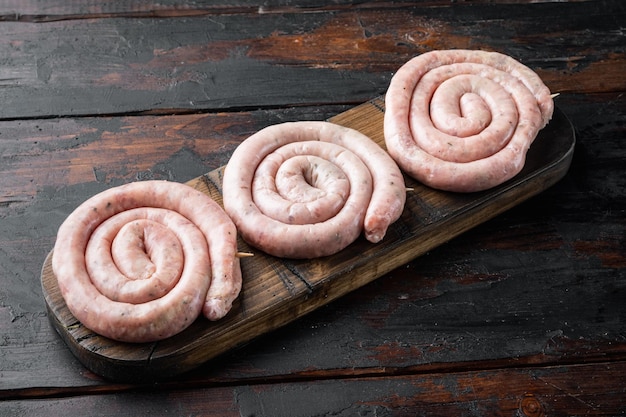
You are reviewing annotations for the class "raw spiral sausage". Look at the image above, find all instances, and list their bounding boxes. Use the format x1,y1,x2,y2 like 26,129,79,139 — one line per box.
222,121,406,259
51,180,242,343
384,49,554,192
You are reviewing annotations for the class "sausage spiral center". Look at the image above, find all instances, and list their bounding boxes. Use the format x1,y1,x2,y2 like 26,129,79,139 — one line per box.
52,180,242,343
384,49,554,192
222,121,406,259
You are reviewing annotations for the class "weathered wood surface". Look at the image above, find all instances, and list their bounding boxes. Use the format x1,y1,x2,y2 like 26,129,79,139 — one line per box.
0,0,624,415
0,1,621,119
2,361,626,416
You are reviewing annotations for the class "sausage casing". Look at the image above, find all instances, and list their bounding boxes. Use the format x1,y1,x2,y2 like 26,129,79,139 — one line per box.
384,49,554,192
52,180,241,343
222,121,406,258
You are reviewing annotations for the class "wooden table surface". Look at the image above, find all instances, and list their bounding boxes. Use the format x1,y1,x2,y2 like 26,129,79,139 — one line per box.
1,0,624,415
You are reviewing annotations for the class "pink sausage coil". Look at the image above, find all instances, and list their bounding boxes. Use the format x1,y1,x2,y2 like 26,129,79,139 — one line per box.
384,49,554,192
222,121,406,259
52,180,242,343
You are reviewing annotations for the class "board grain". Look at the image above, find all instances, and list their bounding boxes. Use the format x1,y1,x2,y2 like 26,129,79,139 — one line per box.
41,97,575,382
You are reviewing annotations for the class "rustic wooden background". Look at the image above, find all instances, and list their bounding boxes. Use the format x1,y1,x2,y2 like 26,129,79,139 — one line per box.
1,0,624,415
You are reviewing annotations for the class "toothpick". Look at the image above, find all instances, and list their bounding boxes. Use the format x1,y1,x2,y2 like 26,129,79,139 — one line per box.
236,252,254,258
550,93,560,99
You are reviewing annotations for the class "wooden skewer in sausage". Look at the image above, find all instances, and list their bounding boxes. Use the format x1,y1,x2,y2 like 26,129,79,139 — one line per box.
384,49,554,192
52,180,242,343
222,121,406,259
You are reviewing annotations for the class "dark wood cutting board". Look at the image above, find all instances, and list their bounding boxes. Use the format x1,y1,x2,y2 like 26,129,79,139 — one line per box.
41,97,575,382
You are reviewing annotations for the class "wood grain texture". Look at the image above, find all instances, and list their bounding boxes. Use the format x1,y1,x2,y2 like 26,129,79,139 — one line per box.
1,1,624,415
3,361,626,415
0,0,608,21
0,1,621,119
40,98,575,381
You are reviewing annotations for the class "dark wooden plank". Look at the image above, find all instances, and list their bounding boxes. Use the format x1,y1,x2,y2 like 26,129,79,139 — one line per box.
3,361,626,416
0,0,623,412
0,0,622,119
0,106,348,208
0,0,601,21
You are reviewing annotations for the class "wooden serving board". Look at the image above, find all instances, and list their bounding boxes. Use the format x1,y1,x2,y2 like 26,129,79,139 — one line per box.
41,97,575,382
